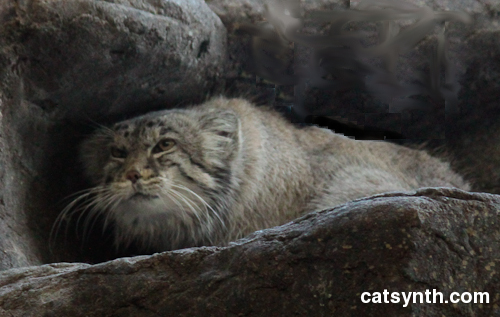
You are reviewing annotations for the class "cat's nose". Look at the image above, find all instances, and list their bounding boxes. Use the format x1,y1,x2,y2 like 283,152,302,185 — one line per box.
125,170,142,183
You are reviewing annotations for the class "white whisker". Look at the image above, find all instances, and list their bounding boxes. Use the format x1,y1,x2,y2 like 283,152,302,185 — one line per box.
50,185,110,251
49,182,129,253
166,187,204,242
168,187,203,222
170,182,225,229
82,191,122,242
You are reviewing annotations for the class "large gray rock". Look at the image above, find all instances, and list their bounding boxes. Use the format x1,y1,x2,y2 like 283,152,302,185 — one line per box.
1,0,226,118
0,188,498,316
207,0,348,106
0,89,53,270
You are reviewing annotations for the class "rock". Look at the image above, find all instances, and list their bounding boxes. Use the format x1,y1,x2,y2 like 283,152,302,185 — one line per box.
206,0,348,106
1,0,226,119
0,89,53,270
0,188,498,316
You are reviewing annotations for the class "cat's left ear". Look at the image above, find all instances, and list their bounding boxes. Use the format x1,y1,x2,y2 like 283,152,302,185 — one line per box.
200,109,240,140
199,109,241,164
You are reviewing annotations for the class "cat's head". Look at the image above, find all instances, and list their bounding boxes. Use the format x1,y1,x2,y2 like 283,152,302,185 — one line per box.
76,102,241,248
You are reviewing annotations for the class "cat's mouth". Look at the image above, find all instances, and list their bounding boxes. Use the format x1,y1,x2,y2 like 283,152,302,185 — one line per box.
129,192,159,200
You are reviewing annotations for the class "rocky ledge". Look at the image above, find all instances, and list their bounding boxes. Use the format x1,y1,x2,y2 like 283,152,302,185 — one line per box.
1,188,499,316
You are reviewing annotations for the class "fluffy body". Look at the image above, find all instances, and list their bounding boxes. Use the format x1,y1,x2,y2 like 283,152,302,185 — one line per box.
71,97,469,252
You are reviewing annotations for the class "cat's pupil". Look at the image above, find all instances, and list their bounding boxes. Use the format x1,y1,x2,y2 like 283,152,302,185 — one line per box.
156,139,175,152
161,140,171,148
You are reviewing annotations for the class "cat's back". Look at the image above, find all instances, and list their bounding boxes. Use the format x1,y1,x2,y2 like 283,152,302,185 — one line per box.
299,126,470,191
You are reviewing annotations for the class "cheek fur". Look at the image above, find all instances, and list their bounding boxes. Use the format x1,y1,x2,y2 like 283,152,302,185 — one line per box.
102,162,123,184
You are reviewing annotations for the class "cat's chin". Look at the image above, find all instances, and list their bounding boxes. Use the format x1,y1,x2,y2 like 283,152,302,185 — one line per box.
114,196,168,219
128,192,160,201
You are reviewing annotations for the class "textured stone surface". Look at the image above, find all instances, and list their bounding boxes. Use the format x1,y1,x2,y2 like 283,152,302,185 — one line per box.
2,0,226,119
207,0,349,106
1,188,499,316
0,87,53,270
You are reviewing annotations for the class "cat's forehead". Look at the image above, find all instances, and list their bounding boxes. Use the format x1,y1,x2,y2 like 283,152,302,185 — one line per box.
110,110,196,141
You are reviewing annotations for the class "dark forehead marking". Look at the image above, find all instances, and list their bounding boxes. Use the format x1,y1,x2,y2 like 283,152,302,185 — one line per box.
160,127,177,135
131,125,142,138
146,121,154,128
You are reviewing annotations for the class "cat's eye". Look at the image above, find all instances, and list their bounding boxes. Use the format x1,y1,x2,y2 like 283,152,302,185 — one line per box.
110,146,127,159
153,138,176,154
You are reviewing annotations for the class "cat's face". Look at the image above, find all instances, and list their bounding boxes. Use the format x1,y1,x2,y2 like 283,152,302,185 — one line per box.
66,106,240,249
